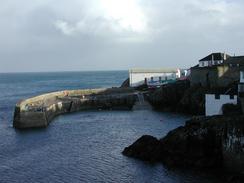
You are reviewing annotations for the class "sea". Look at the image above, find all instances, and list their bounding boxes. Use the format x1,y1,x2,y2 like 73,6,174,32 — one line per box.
0,71,222,183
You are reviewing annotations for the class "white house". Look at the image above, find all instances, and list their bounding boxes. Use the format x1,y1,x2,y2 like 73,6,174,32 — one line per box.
129,68,184,87
238,70,244,95
240,70,244,83
205,94,237,116
238,70,244,113
199,53,230,67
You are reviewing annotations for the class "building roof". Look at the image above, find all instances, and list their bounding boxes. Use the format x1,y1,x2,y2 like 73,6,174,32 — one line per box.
199,53,231,61
224,56,244,65
129,68,178,74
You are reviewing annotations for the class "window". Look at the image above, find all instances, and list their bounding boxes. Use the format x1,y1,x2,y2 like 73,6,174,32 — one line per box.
242,72,244,79
151,77,153,82
230,95,234,99
159,77,162,82
215,94,220,99
208,61,211,66
239,84,244,92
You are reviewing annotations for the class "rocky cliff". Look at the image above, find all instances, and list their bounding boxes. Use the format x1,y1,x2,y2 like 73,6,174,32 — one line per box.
148,80,238,115
123,115,244,175
148,80,191,112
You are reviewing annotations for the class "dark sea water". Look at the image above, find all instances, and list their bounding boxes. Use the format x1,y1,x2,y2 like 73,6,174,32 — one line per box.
0,71,221,183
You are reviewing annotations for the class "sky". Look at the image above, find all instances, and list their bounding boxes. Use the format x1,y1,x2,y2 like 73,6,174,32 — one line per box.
0,0,244,72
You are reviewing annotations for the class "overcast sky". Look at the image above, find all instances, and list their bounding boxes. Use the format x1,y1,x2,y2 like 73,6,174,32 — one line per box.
0,0,244,72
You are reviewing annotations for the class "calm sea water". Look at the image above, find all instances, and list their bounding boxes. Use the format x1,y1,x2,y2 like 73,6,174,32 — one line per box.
0,71,221,183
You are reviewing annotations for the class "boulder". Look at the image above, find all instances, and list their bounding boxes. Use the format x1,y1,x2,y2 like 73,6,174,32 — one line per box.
123,115,244,173
122,135,161,162
120,78,130,88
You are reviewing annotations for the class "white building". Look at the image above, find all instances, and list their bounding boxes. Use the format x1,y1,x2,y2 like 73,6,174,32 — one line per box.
199,53,230,67
238,70,244,96
240,70,244,84
205,94,237,116
129,68,184,87
238,70,244,113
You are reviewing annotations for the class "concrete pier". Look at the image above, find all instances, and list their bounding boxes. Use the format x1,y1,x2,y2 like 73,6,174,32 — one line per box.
13,88,137,129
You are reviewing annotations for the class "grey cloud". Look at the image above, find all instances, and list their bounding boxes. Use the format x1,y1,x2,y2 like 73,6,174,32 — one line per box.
0,0,244,72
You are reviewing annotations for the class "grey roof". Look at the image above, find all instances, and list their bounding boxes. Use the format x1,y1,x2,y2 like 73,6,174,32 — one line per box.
199,53,231,61
129,68,178,73
224,56,244,65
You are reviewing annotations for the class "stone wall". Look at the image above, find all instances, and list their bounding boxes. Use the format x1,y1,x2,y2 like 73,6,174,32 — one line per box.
190,65,240,87
13,88,137,129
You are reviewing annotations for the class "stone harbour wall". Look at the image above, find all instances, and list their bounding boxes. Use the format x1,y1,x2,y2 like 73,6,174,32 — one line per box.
13,88,137,129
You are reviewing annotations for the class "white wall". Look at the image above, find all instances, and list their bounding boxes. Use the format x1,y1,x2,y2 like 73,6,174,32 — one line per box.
240,71,244,83
199,60,223,67
205,94,237,116
199,61,208,67
130,72,176,87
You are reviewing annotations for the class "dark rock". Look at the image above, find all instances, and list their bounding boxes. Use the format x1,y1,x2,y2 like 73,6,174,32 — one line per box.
135,84,148,91
122,135,161,162
120,78,130,88
159,119,223,168
148,80,190,111
222,103,242,115
148,79,239,115
226,172,244,183
177,84,207,114
123,115,244,173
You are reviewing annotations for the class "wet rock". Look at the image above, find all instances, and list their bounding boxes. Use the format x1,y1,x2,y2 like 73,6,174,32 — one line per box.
222,103,242,115
123,115,244,173
120,78,130,88
122,135,161,162
227,173,244,183
177,84,207,114
148,80,190,112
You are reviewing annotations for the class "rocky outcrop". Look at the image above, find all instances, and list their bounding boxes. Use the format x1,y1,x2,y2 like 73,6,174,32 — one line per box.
222,103,242,115
120,78,130,88
148,80,190,111
148,80,238,115
123,115,244,173
13,88,137,129
123,135,161,162
177,84,207,114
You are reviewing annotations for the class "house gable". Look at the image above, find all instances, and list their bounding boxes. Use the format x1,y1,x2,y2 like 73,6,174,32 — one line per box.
199,53,230,67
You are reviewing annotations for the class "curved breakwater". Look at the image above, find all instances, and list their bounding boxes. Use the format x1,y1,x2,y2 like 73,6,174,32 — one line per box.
13,88,138,129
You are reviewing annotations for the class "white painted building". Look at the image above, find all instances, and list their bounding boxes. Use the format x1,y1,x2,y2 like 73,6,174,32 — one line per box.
199,53,229,67
240,70,244,83
238,70,244,113
238,70,244,96
129,69,182,87
205,94,237,116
